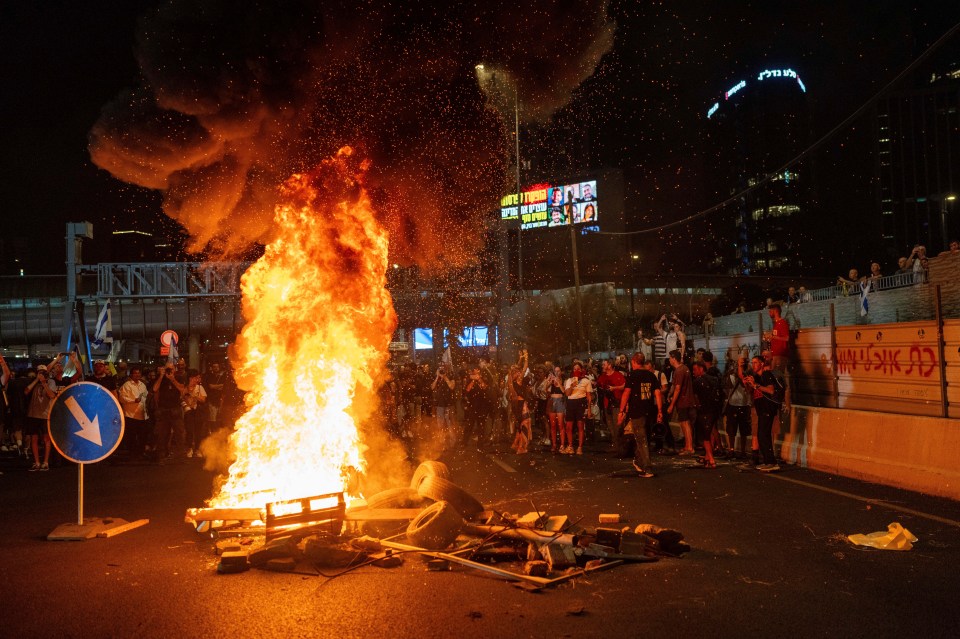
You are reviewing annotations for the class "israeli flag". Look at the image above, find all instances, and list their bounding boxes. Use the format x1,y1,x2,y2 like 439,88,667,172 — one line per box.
92,300,113,348
859,280,871,317
166,336,179,365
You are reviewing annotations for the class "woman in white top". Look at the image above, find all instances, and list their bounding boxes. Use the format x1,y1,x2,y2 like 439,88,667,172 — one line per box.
563,363,593,455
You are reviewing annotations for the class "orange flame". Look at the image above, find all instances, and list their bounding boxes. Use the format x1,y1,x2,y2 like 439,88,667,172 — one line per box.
207,148,396,509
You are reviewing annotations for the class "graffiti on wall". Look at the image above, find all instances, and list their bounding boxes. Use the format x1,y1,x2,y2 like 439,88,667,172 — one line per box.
836,330,938,378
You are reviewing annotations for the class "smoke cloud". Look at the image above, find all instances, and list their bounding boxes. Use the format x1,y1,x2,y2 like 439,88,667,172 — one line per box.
89,0,614,267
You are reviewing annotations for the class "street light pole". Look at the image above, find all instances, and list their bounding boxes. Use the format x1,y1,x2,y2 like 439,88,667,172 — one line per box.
569,224,585,350
514,80,523,294
941,194,957,249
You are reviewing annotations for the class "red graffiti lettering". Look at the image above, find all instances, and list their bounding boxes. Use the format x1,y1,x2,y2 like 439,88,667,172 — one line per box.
905,345,937,378
836,343,937,378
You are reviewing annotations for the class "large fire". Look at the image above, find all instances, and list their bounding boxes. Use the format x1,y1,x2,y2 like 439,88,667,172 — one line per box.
207,148,396,509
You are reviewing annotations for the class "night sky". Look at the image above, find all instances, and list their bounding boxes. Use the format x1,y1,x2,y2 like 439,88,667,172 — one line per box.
2,1,958,277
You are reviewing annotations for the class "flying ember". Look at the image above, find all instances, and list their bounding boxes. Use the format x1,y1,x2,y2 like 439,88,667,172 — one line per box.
207,147,396,509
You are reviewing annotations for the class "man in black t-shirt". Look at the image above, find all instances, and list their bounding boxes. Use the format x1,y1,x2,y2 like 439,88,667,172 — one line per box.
618,353,662,478
743,356,782,472
152,362,186,463
90,360,118,396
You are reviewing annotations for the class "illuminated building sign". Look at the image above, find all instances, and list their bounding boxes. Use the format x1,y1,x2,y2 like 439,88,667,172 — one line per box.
706,67,807,117
757,68,806,92
501,180,598,231
725,80,746,100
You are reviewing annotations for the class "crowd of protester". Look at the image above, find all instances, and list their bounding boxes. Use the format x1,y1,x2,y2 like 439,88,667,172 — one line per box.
0,354,242,472
381,307,790,477
1,303,794,478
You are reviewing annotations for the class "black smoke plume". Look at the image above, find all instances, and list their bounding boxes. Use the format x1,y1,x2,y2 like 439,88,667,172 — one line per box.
89,0,614,266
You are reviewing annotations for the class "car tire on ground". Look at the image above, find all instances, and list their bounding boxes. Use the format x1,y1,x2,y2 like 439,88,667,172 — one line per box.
416,475,484,518
409,460,451,489
406,500,463,550
363,487,427,510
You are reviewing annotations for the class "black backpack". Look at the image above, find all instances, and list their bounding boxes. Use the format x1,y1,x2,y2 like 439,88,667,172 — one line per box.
695,373,723,412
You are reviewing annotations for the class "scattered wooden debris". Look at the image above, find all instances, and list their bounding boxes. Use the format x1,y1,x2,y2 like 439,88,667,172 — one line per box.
186,460,687,587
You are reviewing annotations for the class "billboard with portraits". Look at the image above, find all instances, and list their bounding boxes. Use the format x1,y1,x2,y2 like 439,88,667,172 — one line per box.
501,179,598,231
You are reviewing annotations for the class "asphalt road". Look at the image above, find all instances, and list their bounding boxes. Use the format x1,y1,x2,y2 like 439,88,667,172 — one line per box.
2,437,959,639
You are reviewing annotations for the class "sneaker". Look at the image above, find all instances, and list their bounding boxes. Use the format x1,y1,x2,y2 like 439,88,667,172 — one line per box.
678,449,695,457
186,449,194,458
195,450,203,459
564,446,574,455
576,447,583,455
758,463,781,473
632,461,655,478
40,462,49,471
28,463,40,472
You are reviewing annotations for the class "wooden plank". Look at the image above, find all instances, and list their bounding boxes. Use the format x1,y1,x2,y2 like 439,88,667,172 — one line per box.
379,539,552,586
184,507,264,523
539,559,625,588
97,518,149,538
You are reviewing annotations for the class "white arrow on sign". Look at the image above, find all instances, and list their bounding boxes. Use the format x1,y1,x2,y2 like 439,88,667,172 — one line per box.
64,396,103,446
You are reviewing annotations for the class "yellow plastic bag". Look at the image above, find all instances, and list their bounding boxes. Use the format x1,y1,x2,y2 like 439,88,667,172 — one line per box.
847,522,918,551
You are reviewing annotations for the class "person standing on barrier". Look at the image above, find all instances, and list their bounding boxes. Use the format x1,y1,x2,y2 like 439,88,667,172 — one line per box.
766,303,791,412
742,356,782,472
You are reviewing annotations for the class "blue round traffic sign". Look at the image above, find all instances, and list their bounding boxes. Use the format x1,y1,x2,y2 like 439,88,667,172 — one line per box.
48,381,125,464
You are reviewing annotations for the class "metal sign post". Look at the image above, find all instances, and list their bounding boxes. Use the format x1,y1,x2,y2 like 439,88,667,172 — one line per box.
46,382,147,540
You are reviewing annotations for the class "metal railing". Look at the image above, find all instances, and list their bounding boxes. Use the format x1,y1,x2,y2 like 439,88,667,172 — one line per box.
81,262,252,298
803,271,929,303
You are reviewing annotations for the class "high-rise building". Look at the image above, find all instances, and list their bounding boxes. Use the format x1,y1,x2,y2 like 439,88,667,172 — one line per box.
875,64,960,258
703,66,813,275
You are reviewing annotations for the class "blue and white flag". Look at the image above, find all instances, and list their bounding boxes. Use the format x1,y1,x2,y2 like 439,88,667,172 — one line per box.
92,300,113,348
859,280,872,317
166,336,179,365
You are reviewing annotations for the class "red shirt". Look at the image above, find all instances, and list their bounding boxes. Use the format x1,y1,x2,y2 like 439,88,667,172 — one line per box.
771,318,790,356
597,371,626,408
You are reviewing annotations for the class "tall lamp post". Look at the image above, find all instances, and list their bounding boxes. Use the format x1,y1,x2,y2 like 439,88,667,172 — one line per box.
938,193,958,249
476,64,523,292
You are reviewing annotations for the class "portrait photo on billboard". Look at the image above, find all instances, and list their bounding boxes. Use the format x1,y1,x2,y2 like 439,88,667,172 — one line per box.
548,206,568,227
580,201,597,223
548,186,565,207
579,180,596,202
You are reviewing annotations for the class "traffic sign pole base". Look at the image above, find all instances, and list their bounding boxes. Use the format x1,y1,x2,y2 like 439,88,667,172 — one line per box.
47,517,149,541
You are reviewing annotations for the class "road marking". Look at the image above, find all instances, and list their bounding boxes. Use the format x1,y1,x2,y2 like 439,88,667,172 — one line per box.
769,474,960,528
489,457,517,473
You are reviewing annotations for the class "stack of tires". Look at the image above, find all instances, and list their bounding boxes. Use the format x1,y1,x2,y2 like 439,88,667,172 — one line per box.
362,461,484,550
